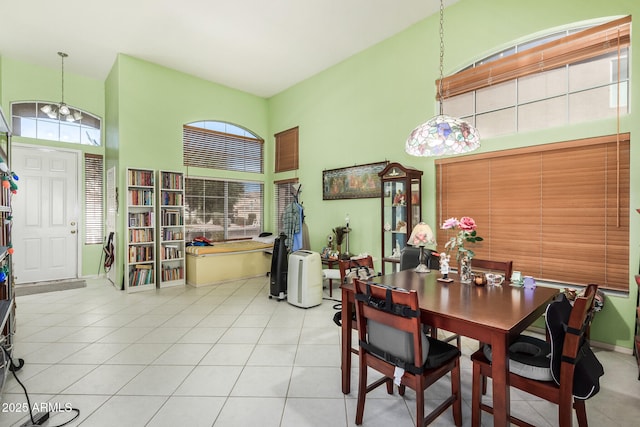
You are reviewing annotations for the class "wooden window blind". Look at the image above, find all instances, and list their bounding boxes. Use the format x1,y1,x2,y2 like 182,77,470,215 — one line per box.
275,178,298,233
183,125,264,173
439,16,631,99
84,153,104,244
275,127,299,172
436,134,629,291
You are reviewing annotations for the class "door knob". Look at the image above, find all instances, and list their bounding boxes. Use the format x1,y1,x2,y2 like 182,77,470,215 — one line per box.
70,221,76,226
71,230,76,234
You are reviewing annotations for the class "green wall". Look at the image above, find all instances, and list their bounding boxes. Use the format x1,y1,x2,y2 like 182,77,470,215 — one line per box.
267,0,639,350
107,55,270,289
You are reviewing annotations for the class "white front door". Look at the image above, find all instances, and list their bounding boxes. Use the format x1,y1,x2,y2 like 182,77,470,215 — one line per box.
12,145,79,284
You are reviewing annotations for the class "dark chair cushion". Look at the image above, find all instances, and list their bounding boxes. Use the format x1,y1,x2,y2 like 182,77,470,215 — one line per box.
546,293,604,399
424,336,461,369
483,335,552,381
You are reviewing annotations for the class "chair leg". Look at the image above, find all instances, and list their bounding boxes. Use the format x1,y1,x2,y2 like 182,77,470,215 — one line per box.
398,384,406,396
574,399,588,427
385,377,393,394
478,342,488,395
415,378,425,427
471,360,482,427
452,359,462,426
558,393,573,427
355,356,368,425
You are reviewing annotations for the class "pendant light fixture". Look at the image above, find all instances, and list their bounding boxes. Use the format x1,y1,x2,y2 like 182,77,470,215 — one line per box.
40,52,82,122
405,0,479,157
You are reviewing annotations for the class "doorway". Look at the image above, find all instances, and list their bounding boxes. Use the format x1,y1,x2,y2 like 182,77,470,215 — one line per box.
11,145,80,284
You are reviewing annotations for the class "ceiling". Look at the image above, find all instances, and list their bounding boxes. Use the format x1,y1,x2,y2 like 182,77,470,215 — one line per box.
0,0,458,98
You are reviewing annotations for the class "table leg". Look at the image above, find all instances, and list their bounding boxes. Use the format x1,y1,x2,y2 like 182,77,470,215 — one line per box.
490,333,510,427
341,289,352,394
329,278,333,297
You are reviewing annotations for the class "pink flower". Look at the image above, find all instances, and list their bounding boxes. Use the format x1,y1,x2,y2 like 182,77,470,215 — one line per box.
441,217,459,230
458,216,477,232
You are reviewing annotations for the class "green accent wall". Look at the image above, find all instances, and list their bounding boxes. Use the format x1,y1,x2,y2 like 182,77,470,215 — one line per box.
106,55,270,289
0,56,105,278
267,0,639,350
0,0,637,349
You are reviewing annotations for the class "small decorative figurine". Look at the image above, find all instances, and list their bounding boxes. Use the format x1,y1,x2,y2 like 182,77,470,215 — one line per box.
439,252,450,278
393,189,406,206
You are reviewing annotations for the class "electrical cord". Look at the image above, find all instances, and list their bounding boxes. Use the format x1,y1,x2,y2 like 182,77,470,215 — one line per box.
1,346,80,427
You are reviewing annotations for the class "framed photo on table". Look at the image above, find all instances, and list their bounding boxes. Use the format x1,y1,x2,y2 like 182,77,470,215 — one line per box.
322,161,388,200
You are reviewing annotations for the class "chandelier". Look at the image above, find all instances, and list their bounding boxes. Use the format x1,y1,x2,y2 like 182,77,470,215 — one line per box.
405,0,480,157
40,52,82,122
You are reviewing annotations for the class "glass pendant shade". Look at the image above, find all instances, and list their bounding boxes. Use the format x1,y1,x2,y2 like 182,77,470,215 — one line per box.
406,114,480,157
405,0,480,157
59,103,70,116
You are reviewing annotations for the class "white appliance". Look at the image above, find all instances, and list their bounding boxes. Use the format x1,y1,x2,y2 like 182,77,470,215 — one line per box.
287,250,323,308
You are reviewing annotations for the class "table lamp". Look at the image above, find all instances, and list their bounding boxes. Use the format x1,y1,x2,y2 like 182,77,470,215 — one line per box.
407,222,436,272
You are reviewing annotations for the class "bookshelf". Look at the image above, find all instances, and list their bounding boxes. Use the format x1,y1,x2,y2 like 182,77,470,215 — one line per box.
158,170,185,287
126,168,156,292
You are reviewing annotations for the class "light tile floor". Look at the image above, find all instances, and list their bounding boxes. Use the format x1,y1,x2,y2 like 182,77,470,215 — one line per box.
1,277,639,426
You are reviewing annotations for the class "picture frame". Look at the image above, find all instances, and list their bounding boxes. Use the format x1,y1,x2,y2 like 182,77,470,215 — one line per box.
322,161,388,200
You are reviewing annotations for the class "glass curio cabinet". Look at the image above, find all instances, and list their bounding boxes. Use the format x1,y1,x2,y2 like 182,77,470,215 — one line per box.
379,163,422,274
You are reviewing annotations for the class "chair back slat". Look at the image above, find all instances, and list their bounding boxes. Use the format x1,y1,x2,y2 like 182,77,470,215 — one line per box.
339,256,374,284
472,259,513,280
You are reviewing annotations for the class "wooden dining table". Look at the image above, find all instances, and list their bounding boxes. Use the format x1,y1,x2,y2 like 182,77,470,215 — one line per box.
340,269,559,427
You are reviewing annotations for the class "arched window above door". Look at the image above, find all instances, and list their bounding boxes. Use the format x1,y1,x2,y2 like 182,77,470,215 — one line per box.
11,101,101,145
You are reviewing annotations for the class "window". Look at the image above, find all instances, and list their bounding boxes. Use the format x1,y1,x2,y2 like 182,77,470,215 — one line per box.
436,134,630,292
274,179,299,233
84,154,104,244
440,16,630,138
183,121,263,173
274,127,299,172
184,177,263,242
11,101,101,145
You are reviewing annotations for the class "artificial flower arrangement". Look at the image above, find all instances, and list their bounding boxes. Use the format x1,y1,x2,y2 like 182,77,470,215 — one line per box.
441,216,483,259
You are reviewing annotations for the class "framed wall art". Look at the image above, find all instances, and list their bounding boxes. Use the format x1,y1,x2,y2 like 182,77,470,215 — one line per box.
322,161,388,200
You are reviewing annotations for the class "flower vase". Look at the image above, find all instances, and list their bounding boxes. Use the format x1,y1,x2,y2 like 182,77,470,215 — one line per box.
458,254,473,284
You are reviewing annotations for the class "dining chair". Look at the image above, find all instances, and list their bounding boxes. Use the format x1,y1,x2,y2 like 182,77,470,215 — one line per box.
400,247,460,349
338,256,376,285
336,256,377,354
470,283,601,427
353,279,462,427
399,246,440,271
472,258,513,281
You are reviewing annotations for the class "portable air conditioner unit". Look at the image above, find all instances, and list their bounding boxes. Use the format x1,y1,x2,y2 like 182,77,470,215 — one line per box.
287,250,323,308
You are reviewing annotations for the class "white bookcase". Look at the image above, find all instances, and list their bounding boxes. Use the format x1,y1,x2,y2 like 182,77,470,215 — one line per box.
126,168,156,292
157,170,185,288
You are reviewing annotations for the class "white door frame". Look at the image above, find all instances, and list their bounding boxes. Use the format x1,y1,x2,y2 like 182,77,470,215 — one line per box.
13,143,83,281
